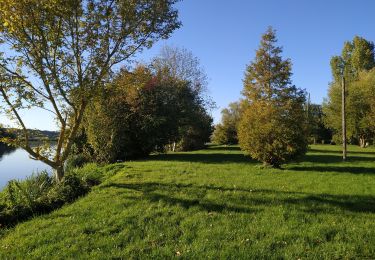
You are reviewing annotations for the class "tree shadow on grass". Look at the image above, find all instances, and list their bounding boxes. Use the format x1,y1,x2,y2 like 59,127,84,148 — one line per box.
206,146,241,151
106,183,259,214
152,153,255,164
151,148,373,165
309,148,375,156
308,148,341,154
103,182,375,214
290,165,375,175
302,154,374,163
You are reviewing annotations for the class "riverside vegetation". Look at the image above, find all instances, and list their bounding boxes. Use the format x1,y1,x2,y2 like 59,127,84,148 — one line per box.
0,1,375,259
0,145,375,258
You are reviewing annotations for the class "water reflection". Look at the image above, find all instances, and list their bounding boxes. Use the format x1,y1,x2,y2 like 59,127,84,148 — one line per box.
0,143,16,160
0,144,51,189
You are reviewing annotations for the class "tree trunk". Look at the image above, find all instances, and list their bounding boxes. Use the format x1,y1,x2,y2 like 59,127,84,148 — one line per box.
342,76,347,160
54,165,64,182
359,137,366,148
172,142,176,152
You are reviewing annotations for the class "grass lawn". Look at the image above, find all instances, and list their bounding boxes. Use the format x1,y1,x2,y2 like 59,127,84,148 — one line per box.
1,144,375,259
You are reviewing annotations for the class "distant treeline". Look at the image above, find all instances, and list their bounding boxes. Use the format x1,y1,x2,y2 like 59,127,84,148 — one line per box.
0,128,59,142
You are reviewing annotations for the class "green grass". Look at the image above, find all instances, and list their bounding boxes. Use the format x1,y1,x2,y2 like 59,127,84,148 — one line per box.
1,145,375,259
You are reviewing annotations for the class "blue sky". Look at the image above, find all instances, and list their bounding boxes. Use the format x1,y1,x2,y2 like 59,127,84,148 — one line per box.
1,0,375,130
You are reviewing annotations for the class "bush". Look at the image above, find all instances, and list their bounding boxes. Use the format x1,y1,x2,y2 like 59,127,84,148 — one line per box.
239,102,307,167
3,172,54,210
83,66,213,162
0,165,111,227
47,175,89,206
65,154,90,173
176,110,213,151
0,171,54,226
69,163,104,187
211,102,241,145
211,123,238,145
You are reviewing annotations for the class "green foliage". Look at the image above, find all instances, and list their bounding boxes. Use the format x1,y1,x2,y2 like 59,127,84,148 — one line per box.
238,27,308,167
325,36,375,147
324,68,375,146
211,102,241,145
151,45,209,97
152,46,214,151
307,103,332,144
47,175,89,205
330,36,375,82
1,145,375,258
83,61,213,162
84,66,184,162
3,172,53,209
0,0,181,181
64,154,90,173
0,171,54,226
176,109,213,151
0,163,120,227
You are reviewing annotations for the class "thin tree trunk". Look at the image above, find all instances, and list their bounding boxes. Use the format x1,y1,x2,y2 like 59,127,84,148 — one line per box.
359,137,366,148
54,164,64,182
342,76,347,160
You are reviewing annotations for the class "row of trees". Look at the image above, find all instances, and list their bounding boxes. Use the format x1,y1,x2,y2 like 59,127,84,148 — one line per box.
324,36,375,147
1,0,374,178
212,31,375,167
0,0,214,181
75,47,213,163
213,28,309,167
0,0,182,181
213,98,332,147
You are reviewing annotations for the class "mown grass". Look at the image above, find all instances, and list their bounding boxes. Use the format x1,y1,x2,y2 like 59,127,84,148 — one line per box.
1,144,375,259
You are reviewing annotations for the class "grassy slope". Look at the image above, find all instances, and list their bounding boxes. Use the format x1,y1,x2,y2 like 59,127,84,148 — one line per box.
1,145,375,259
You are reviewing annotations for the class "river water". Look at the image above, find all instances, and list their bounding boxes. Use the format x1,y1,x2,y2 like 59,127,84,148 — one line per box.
0,145,51,189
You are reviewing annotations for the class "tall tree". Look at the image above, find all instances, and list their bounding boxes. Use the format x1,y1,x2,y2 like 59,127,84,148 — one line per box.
151,45,214,150
331,36,375,83
152,45,208,94
238,27,307,167
324,36,375,146
0,0,180,181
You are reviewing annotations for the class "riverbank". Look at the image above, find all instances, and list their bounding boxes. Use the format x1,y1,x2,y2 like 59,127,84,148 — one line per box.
1,145,375,258
0,146,51,189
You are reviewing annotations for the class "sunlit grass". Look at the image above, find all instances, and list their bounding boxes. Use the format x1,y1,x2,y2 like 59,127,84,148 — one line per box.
1,144,375,258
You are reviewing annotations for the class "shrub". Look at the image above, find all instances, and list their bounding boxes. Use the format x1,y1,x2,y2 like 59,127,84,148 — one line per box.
0,164,111,227
176,109,213,151
0,171,54,226
47,175,89,206
3,172,54,210
65,154,90,173
70,163,104,187
211,102,241,145
83,66,213,162
239,102,307,167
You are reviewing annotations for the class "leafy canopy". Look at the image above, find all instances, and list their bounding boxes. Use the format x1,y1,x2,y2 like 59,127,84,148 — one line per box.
324,36,375,146
0,0,180,180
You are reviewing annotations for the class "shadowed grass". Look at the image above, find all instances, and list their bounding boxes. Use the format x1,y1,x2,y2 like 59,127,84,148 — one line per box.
0,144,375,259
